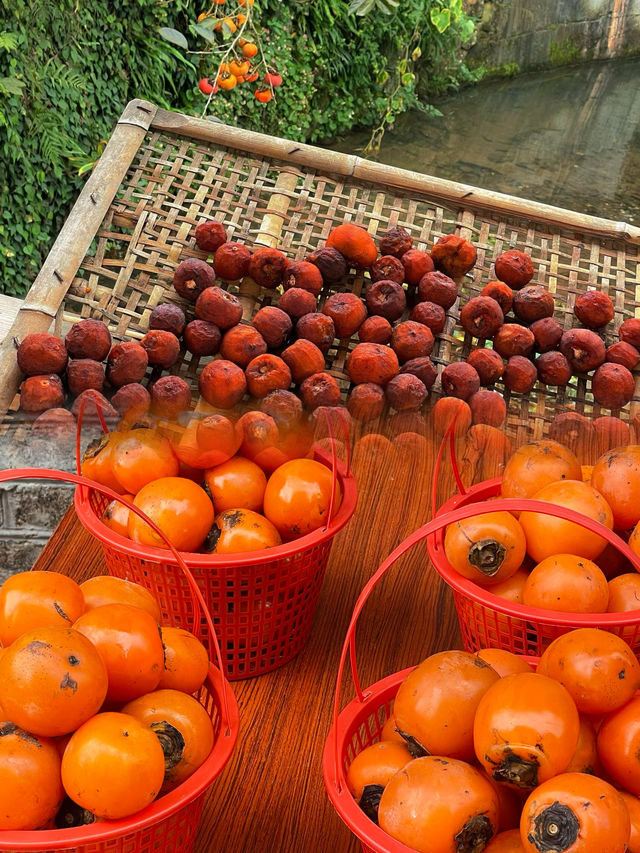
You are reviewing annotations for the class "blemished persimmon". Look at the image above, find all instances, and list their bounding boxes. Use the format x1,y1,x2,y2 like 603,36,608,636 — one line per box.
81,432,125,493
80,575,162,622
444,511,527,587
100,493,135,538
0,570,85,646
591,445,640,531
207,508,282,553
522,554,609,613
475,648,534,677
128,476,215,552
158,627,209,694
346,740,412,820
501,439,582,502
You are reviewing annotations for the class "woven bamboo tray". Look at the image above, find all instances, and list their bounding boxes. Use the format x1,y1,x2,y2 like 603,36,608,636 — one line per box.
2,97,640,446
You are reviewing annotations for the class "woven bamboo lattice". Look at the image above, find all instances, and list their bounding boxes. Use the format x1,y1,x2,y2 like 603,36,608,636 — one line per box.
2,98,640,447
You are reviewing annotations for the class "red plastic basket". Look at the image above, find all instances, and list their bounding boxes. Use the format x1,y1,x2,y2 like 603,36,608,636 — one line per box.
74,445,357,680
0,468,239,853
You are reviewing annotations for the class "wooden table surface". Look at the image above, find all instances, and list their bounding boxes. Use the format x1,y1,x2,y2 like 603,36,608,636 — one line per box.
32,422,510,852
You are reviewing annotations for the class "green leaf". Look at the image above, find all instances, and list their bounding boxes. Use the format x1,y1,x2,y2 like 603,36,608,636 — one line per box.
0,32,18,51
430,8,451,33
458,18,476,41
411,46,422,61
157,27,188,50
193,23,217,43
348,0,377,14
376,69,389,85
401,72,415,86
0,77,24,95
397,58,407,74
196,16,219,31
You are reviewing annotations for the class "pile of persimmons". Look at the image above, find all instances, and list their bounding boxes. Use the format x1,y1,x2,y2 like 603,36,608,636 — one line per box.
349,629,640,852
0,572,212,831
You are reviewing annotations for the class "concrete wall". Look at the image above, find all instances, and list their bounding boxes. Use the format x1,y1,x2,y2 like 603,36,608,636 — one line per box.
467,0,640,73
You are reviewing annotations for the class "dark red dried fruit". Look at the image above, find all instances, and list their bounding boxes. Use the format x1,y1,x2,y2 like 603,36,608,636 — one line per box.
346,343,399,385
248,247,289,290
400,357,437,390
252,306,292,349
469,390,507,427
278,287,317,320
503,356,537,393
260,390,303,430
194,221,227,253
173,258,215,302
385,374,427,411
306,246,347,284
220,324,268,368
466,349,504,386
365,280,407,322
493,324,535,359
391,321,434,363
441,362,480,400
559,328,606,373
409,301,446,335
245,354,292,398
575,291,614,329
111,383,151,421
322,292,367,338
282,261,323,296
32,408,76,441
199,359,246,408
531,317,563,353
549,411,596,456
460,297,504,340
379,226,413,258
402,249,435,286
593,416,630,456
512,285,554,324
416,271,458,309
19,374,65,414
619,318,640,349
195,286,243,329
592,363,635,409
296,312,335,353
65,320,112,362
149,304,186,337
606,341,640,371
71,390,118,425
140,330,181,369
535,351,572,386
183,320,222,357
481,281,514,315
150,376,192,420
494,250,534,289
347,383,385,422
357,315,392,345
431,235,477,279
281,339,325,384
17,333,68,376
214,242,251,281
67,359,105,396
371,256,405,284
299,372,341,410
106,341,148,387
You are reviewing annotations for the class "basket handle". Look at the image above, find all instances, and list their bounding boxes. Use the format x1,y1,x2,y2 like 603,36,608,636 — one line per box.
74,391,112,478
323,407,352,529
431,409,467,519
1,467,235,738
329,494,640,791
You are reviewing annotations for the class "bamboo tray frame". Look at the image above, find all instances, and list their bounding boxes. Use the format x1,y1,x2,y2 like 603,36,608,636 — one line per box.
2,97,640,446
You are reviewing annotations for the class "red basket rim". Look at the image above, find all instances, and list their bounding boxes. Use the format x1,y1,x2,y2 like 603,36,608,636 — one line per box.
427,477,640,626
74,448,357,568
0,665,239,850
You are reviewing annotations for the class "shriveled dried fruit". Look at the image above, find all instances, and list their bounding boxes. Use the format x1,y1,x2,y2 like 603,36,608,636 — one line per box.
366,280,407,322
512,285,554,324
466,349,504,386
391,321,434,363
592,363,635,409
606,341,640,370
531,317,563,353
173,258,215,301
248,247,288,289
431,234,477,278
282,261,323,296
32,408,76,440
493,324,535,358
71,389,118,425
140,330,180,369
17,333,68,376
199,359,246,408
385,374,427,411
357,315,392,345
278,287,317,320
183,320,221,357
245,354,292,398
469,389,506,427
326,223,377,269
296,312,335,353
619,318,640,349
149,304,186,337
593,416,630,456
459,296,504,340
535,351,572,386
402,249,435,286
441,362,480,400
281,339,325,383
322,292,367,338
400,357,437,390
214,242,251,281
111,383,151,421
433,397,472,437
106,341,148,387
346,343,399,385
575,290,614,329
67,359,105,396
252,306,292,349
379,226,413,258
559,328,606,373
494,249,534,289
409,301,446,335
371,256,405,284
19,374,65,414
220,324,267,368
260,389,303,430
194,220,227,253
481,281,513,315
150,376,192,420
549,411,596,459
306,246,347,284
65,320,112,362
347,383,385,422
299,372,341,409
503,355,537,393
195,286,243,329
416,271,458,309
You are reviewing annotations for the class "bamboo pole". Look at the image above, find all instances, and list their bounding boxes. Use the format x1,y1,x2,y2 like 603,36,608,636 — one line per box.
0,99,158,418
